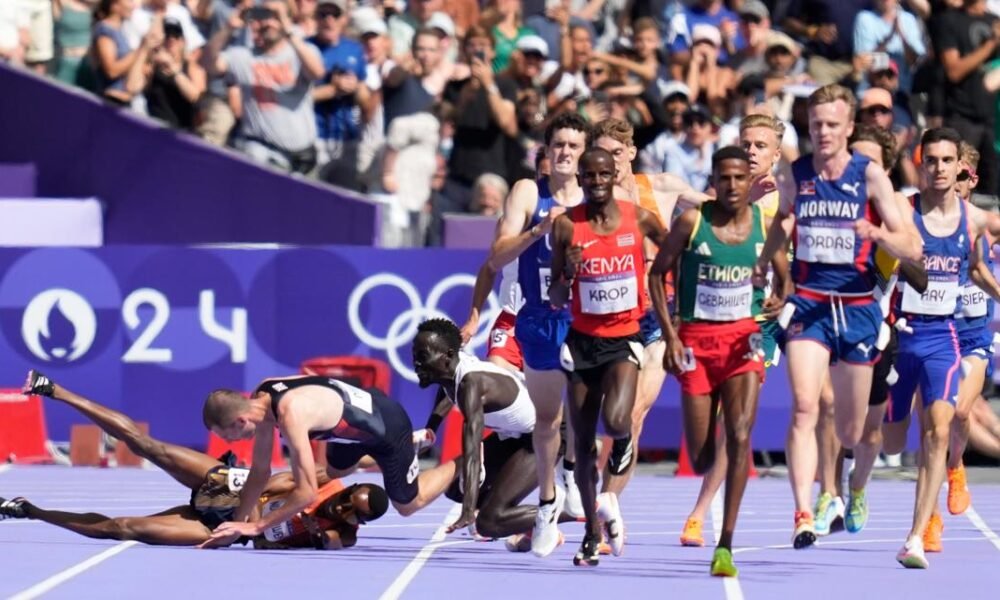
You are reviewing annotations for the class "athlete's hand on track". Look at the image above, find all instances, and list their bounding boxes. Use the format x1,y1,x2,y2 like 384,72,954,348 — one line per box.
445,511,476,535
200,520,260,548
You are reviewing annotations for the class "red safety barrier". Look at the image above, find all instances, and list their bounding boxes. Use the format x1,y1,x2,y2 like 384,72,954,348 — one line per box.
0,390,52,464
205,430,286,469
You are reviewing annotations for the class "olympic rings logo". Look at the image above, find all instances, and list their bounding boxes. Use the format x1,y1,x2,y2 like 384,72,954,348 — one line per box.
347,273,501,382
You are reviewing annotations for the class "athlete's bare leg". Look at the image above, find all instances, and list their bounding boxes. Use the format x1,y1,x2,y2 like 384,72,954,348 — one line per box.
717,371,762,550
21,503,212,545
784,341,831,514
949,357,987,469
525,367,568,502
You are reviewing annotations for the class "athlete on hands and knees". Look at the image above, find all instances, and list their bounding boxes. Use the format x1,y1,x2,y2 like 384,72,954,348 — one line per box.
548,147,667,566
201,374,458,547
1,371,388,549
680,114,792,547
883,127,1000,568
650,147,790,576
463,112,592,556
413,318,576,548
590,118,712,504
753,84,923,550
839,124,928,538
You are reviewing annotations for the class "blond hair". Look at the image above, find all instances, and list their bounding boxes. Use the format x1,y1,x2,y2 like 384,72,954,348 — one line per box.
739,114,785,140
808,84,857,120
959,141,981,171
591,118,635,147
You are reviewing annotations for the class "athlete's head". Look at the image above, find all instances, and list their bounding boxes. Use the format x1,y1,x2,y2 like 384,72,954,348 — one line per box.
203,389,256,441
544,112,590,179
711,146,752,213
920,127,962,194
807,84,856,160
320,483,390,526
412,318,463,388
592,118,636,184
738,114,783,178
578,148,616,205
957,141,981,199
849,123,897,172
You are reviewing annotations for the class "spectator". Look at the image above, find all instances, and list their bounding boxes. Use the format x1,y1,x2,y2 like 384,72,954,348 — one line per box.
388,0,458,61
783,0,870,85
128,0,206,56
381,28,445,131
21,0,55,74
858,87,919,188
470,172,509,216
52,0,96,88
294,0,318,37
203,0,324,174
852,0,926,94
669,0,745,77
719,75,801,162
685,23,733,117
524,0,572,65
655,104,718,190
639,80,692,171
441,25,517,206
190,0,247,147
933,0,1000,196
377,112,439,248
486,0,536,72
593,17,665,85
309,0,368,188
91,0,160,106
355,14,390,189
0,1,28,64
561,23,592,92
729,0,777,78
144,17,207,130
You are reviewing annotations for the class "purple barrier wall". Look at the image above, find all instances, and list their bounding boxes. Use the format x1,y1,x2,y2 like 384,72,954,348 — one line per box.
443,214,496,249
0,246,808,453
0,163,36,197
0,65,380,246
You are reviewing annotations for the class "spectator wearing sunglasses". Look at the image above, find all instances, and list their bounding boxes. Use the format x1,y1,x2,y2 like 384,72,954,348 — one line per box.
859,87,919,189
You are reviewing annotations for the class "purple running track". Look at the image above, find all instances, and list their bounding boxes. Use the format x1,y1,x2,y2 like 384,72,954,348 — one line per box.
1,465,999,599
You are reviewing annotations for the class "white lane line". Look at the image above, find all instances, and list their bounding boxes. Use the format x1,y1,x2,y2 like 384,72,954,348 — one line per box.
379,504,465,600
964,506,1000,553
710,490,744,600
8,541,138,600
0,464,11,475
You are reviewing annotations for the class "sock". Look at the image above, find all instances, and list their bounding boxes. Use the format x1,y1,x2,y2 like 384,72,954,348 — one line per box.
540,495,555,507
562,459,575,473
608,436,634,475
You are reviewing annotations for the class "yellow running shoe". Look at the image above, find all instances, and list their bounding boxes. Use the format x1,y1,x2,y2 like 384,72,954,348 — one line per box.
923,512,943,553
711,547,739,577
947,465,970,515
680,517,705,547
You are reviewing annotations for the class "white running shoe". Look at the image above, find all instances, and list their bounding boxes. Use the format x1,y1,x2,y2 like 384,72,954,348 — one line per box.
531,484,566,557
560,464,585,518
596,492,625,556
896,536,929,569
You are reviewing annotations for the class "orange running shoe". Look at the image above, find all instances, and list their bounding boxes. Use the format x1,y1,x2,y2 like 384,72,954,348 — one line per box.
923,512,943,553
680,517,705,547
947,465,971,515
793,511,816,549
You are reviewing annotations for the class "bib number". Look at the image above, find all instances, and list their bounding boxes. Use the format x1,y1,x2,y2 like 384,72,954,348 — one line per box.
900,277,959,316
693,281,753,321
579,273,639,315
226,467,250,492
961,284,988,318
796,223,856,264
539,268,552,302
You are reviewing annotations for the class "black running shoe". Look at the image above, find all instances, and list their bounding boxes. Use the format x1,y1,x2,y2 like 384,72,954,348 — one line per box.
23,370,55,397
573,533,601,567
0,497,27,520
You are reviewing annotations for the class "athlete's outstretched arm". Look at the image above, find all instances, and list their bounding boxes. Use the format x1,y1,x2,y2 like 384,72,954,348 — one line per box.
862,162,923,262
446,375,487,533
648,208,698,374
651,172,713,210
461,259,501,343
236,418,276,521
892,191,928,293
487,179,545,271
547,215,577,308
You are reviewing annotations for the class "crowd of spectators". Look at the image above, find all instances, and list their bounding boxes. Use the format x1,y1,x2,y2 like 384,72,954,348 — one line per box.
3,0,1000,245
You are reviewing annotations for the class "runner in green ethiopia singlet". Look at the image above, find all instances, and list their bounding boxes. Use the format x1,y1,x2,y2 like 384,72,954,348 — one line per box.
678,202,765,323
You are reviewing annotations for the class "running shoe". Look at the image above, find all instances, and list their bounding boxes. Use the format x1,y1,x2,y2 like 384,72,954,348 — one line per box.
923,512,943,553
814,492,835,536
845,488,868,533
531,484,566,557
23,370,55,397
710,546,738,577
680,517,705,547
829,495,846,534
792,511,816,549
573,533,601,567
507,530,563,553
896,535,929,569
0,497,27,520
596,492,625,556
560,463,585,518
947,464,971,515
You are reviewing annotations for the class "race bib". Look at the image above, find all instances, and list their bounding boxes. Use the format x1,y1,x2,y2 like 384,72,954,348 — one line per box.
331,380,373,414
693,281,753,321
795,223,855,264
579,272,639,315
226,467,250,492
900,277,959,315
539,267,552,302
961,284,988,318
261,499,293,542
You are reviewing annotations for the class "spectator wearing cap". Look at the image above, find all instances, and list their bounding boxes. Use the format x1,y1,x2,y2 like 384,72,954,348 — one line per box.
782,0,870,85
143,16,207,130
684,23,733,117
658,80,692,143
203,0,325,174
440,24,517,211
641,105,717,190
592,17,667,85
425,11,459,61
128,0,206,56
852,0,926,94
522,0,576,66
389,0,458,62
668,0,745,79
91,0,162,106
858,87,919,188
762,31,808,95
309,0,368,188
486,0,536,72
355,12,391,188
729,0,776,78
